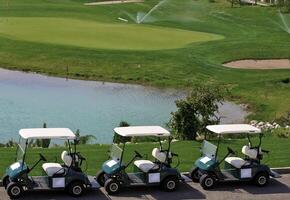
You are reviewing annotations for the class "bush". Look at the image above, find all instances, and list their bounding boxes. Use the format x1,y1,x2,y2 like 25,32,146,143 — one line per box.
272,127,290,138
276,110,290,126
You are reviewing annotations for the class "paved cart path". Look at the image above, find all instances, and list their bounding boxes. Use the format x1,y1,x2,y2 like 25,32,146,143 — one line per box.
1,174,290,199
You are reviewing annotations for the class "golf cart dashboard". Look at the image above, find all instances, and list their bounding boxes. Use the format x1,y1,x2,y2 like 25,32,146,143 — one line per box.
195,156,216,170
102,159,124,174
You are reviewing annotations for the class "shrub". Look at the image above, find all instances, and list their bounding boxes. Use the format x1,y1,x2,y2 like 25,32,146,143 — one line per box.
272,127,290,138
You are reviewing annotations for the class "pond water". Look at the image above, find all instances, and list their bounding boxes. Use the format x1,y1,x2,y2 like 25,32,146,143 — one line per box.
0,68,248,144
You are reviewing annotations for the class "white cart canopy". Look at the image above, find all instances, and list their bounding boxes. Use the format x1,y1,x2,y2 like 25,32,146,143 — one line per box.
114,126,170,137
206,124,261,135
19,128,76,140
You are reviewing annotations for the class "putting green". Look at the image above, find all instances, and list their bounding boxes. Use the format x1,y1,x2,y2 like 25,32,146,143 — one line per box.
0,17,223,50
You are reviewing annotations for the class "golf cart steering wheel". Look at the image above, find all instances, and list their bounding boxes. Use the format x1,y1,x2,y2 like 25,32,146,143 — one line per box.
227,147,235,155
39,153,47,162
134,150,142,158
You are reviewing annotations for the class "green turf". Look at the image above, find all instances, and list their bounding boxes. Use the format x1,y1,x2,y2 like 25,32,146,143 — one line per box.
0,0,289,120
1,135,289,177
0,17,223,50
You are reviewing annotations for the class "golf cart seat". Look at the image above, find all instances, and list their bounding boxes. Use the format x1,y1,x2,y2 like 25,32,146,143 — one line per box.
152,148,167,163
42,151,72,176
242,145,258,159
134,160,159,173
42,163,64,176
225,157,247,168
134,148,167,172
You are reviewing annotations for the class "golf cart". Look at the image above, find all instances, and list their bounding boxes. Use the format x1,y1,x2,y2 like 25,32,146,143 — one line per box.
189,124,280,189
2,128,99,199
96,126,182,195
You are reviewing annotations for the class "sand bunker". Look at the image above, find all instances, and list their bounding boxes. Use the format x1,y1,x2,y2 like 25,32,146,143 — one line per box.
84,0,144,6
224,59,290,69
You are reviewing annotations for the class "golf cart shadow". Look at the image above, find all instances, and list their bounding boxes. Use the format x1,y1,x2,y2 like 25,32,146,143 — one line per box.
210,179,290,195
108,183,206,199
13,190,108,200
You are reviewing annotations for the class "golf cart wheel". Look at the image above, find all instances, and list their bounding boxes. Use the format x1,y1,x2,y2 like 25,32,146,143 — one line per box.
67,181,85,197
254,172,269,187
200,174,215,190
162,176,179,192
7,182,23,199
189,167,200,183
104,178,121,195
96,170,106,187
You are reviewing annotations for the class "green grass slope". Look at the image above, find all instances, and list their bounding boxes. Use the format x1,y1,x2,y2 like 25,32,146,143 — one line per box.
0,0,289,119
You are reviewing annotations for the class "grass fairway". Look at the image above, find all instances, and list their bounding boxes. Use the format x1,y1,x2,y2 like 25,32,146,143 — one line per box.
0,135,289,176
0,0,289,120
0,17,223,50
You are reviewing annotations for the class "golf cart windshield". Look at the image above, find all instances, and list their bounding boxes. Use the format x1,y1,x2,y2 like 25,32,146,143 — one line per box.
16,138,26,162
202,140,217,159
110,144,123,161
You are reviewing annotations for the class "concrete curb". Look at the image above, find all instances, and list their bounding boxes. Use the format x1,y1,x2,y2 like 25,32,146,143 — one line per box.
271,167,290,174
0,167,288,188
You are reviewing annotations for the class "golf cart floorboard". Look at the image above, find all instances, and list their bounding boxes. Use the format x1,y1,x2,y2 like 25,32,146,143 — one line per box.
30,176,50,190
128,173,146,185
220,171,240,181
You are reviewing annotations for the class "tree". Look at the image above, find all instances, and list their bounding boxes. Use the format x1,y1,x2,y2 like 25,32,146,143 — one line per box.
169,84,226,140
41,122,51,148
113,121,131,144
75,129,97,145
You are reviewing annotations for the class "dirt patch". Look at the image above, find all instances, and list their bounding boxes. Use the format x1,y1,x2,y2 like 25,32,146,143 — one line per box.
224,59,290,70
84,0,144,6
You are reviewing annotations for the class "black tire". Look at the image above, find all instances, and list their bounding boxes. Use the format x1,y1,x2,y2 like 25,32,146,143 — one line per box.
161,176,179,192
104,178,121,195
254,172,269,187
96,170,106,187
3,176,10,189
67,181,85,197
6,182,23,199
189,167,200,183
200,174,215,190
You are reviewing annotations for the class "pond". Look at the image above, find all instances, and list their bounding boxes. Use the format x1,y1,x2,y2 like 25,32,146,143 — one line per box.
0,68,248,143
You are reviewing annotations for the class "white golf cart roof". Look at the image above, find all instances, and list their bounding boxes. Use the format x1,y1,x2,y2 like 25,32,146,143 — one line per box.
114,126,170,137
206,124,261,135
19,128,76,139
